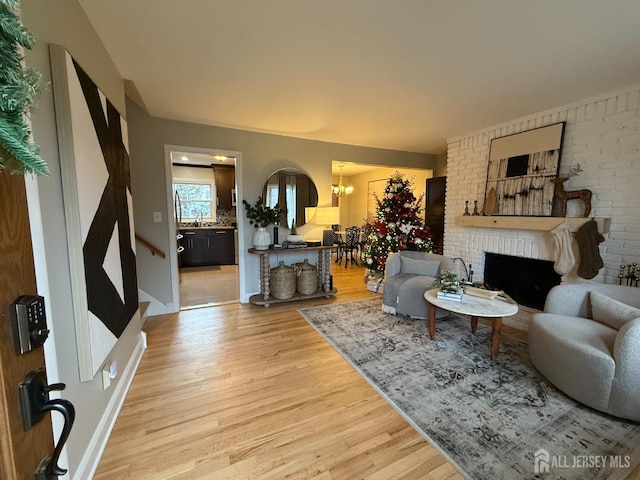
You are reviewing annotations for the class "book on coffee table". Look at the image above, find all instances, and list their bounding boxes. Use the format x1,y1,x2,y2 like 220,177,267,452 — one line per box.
436,290,463,302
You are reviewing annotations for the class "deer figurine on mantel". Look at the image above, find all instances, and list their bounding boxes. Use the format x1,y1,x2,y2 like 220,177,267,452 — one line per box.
551,177,592,217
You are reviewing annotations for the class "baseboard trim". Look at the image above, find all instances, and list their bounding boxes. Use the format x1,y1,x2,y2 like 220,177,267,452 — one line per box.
138,288,178,316
72,332,146,480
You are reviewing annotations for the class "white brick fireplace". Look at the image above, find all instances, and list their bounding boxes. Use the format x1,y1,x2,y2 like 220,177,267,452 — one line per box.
444,84,640,290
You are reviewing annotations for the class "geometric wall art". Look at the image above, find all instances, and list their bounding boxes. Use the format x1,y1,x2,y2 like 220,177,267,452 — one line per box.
50,45,139,382
485,122,565,216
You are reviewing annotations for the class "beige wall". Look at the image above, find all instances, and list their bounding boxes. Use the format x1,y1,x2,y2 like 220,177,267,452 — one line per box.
21,0,142,476
434,153,447,177
126,99,439,304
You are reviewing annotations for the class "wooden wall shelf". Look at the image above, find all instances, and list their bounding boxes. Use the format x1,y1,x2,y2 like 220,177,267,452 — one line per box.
455,216,611,234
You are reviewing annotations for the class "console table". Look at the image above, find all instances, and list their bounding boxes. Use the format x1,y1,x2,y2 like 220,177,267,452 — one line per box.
248,246,337,307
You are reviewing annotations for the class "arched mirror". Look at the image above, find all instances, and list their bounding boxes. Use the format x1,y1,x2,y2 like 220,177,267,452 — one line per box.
262,168,318,228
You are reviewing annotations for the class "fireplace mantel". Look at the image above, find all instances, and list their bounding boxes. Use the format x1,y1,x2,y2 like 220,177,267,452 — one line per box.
455,216,610,234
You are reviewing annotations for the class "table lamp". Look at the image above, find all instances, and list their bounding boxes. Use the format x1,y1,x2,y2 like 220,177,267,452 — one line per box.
314,206,340,246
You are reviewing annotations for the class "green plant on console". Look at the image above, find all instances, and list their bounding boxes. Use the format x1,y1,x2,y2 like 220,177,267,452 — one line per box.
242,196,282,228
431,270,461,294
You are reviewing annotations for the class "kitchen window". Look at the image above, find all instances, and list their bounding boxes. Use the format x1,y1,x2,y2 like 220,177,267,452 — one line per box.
174,181,214,220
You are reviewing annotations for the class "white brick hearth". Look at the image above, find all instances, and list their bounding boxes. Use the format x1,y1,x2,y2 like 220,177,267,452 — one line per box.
444,84,640,288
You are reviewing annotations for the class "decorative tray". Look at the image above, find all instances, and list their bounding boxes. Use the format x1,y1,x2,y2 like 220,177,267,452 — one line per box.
463,285,499,299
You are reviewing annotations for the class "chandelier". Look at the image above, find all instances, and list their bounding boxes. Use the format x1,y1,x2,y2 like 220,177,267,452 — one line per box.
331,164,354,197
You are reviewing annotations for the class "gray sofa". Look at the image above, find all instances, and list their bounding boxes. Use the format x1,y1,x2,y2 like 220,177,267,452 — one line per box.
529,283,640,422
382,251,452,319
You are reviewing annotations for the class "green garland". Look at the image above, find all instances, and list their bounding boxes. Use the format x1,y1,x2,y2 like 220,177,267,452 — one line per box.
0,0,49,175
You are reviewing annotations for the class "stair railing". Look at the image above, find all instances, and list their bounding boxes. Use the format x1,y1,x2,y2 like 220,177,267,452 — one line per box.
135,234,166,259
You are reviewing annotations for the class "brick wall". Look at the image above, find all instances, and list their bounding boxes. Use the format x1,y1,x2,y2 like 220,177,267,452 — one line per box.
444,85,640,286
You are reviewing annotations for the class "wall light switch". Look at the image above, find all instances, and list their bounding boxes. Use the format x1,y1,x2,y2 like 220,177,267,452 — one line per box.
153,212,162,223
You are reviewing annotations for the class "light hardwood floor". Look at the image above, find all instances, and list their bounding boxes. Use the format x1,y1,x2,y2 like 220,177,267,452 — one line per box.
97,265,639,479
95,266,465,479
179,265,239,308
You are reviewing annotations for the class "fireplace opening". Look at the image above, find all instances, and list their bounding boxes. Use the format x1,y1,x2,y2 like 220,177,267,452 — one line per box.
483,252,561,310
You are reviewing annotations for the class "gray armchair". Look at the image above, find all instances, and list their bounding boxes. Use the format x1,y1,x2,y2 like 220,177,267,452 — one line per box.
529,283,640,422
382,251,452,319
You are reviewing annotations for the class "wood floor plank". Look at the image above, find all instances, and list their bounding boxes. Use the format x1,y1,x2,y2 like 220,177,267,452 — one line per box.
94,266,469,479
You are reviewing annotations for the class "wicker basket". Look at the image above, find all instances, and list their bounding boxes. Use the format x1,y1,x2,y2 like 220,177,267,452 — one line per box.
270,261,296,299
295,259,318,295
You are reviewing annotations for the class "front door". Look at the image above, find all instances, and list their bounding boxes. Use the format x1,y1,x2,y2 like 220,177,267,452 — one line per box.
0,171,56,479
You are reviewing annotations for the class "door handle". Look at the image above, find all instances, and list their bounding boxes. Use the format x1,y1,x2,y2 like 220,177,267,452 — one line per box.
35,398,75,479
19,369,75,479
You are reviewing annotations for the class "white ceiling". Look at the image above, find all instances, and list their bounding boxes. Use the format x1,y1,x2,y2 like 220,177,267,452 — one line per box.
78,1,640,155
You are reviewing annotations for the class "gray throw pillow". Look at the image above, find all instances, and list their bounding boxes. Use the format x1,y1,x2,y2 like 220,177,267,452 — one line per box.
590,291,640,330
401,257,440,277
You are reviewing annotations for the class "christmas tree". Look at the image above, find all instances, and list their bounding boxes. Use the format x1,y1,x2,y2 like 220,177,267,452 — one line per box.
0,0,48,175
361,171,433,274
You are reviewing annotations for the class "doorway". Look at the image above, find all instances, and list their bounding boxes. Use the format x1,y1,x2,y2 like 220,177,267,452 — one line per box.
165,145,243,309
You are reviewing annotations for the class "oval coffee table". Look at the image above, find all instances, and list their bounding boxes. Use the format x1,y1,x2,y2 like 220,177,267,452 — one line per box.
424,288,518,360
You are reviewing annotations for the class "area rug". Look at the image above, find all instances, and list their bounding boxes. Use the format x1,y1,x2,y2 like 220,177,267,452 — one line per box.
298,298,640,480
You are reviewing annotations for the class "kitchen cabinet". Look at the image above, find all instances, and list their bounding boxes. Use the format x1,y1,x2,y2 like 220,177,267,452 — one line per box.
206,229,235,265
214,165,235,210
179,228,235,267
179,230,207,267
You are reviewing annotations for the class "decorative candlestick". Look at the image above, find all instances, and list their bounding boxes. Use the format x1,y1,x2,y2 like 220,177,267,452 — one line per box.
619,265,625,285
619,263,639,287
463,200,470,216
472,200,480,216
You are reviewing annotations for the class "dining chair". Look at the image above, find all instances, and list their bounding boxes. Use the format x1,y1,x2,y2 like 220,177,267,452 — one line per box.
343,226,361,268
331,224,344,264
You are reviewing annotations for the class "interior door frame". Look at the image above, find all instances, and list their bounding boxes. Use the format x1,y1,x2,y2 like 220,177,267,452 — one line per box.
24,174,68,470
163,145,245,309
